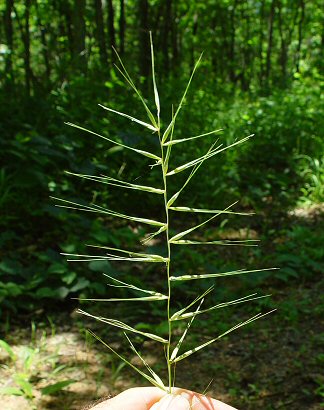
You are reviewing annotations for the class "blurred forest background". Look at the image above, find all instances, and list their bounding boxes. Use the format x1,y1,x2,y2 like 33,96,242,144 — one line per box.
0,0,323,409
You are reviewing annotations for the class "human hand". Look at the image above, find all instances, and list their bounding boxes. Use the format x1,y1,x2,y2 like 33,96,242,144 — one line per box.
90,387,238,409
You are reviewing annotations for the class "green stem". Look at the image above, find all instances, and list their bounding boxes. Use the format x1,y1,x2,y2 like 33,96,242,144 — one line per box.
160,134,173,393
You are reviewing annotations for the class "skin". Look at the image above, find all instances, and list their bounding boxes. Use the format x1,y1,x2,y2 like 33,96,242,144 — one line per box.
90,387,238,410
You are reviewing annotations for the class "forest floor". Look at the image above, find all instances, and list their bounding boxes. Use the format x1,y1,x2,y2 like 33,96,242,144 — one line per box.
1,206,323,410
1,274,322,410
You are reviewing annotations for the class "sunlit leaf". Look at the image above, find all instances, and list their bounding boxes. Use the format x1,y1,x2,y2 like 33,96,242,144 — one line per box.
0,339,16,361
0,387,23,396
41,380,76,395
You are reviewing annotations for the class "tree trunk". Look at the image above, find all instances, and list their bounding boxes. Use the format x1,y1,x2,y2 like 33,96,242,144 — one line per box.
107,0,116,57
162,0,172,74
13,2,34,94
277,0,298,83
190,12,198,69
94,0,108,68
277,1,287,81
171,0,178,70
240,3,251,91
24,0,31,96
72,0,87,72
138,0,150,81
119,0,125,55
295,0,305,73
4,0,14,87
60,0,74,59
210,7,219,76
54,0,74,81
35,1,51,85
265,0,276,84
229,0,237,83
258,0,265,85
219,7,230,82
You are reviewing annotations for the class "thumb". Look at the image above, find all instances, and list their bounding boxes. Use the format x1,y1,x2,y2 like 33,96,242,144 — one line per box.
150,394,190,410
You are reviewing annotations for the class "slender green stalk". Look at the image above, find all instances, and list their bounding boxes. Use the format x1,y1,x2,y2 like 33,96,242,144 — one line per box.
160,132,173,392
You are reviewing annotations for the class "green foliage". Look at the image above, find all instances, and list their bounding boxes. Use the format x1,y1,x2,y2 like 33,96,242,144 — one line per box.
40,380,76,396
274,224,324,281
298,156,324,205
0,1,323,319
0,328,76,403
1,74,322,314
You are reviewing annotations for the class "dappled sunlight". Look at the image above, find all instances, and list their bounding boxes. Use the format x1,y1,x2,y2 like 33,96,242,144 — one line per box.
1,266,323,409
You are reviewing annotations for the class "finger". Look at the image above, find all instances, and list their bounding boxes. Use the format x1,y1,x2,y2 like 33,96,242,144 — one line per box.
171,388,238,410
191,395,238,410
150,394,190,410
91,387,166,410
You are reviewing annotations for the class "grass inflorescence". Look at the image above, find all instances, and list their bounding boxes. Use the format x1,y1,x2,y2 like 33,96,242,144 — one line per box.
55,33,276,393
